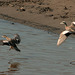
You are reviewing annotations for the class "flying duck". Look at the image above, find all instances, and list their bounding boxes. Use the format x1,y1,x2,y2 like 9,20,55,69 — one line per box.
57,21,75,46
0,34,21,52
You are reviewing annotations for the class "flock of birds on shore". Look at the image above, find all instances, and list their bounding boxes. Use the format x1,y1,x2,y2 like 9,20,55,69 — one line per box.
0,21,75,52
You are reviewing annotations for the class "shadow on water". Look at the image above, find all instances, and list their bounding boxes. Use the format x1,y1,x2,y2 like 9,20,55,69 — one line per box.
0,19,75,75
0,62,20,75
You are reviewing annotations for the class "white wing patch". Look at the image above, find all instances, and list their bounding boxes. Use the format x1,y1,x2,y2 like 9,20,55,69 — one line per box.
3,40,8,43
62,30,70,35
57,30,71,46
72,22,75,24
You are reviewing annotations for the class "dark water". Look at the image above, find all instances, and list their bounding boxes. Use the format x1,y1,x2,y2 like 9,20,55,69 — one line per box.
0,19,75,75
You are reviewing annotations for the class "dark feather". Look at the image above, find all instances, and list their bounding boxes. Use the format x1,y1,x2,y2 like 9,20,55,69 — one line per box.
0,40,10,46
65,33,71,37
12,34,21,44
9,41,21,52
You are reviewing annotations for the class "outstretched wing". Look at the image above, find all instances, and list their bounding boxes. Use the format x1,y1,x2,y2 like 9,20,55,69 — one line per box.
57,30,72,46
12,34,21,44
0,40,10,46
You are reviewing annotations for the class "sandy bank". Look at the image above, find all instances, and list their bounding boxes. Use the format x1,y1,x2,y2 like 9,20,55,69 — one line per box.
0,0,75,34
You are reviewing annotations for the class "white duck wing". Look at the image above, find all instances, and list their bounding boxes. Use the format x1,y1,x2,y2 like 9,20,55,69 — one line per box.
0,40,10,45
57,30,72,46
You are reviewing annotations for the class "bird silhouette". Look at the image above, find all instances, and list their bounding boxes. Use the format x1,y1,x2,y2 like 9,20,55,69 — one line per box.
0,34,21,52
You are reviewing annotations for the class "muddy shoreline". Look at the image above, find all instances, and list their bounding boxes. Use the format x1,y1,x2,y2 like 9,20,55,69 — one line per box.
0,0,75,34
0,13,61,34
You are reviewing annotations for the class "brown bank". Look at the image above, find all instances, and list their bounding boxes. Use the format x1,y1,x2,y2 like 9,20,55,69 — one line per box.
0,0,75,34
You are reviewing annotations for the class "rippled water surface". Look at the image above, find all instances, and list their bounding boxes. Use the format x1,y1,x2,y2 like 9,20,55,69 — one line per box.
0,19,75,75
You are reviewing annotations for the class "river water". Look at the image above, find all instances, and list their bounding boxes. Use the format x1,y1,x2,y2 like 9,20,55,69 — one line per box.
0,19,75,75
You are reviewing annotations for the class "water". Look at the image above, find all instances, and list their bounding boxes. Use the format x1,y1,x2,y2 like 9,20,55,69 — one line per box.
0,19,75,75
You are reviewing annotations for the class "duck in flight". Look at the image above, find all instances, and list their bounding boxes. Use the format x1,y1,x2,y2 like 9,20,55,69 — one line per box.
0,34,21,52
57,21,75,46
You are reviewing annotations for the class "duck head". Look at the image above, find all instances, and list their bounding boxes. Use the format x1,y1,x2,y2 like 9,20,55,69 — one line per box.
60,21,67,26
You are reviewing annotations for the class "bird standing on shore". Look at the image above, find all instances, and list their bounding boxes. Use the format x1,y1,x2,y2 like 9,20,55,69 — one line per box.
57,21,75,46
0,34,21,52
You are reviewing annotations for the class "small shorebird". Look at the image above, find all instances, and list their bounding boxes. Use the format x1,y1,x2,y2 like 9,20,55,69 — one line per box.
0,34,21,52
57,21,75,46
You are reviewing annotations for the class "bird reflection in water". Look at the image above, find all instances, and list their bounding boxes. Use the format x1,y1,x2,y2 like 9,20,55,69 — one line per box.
8,62,20,71
0,62,20,75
